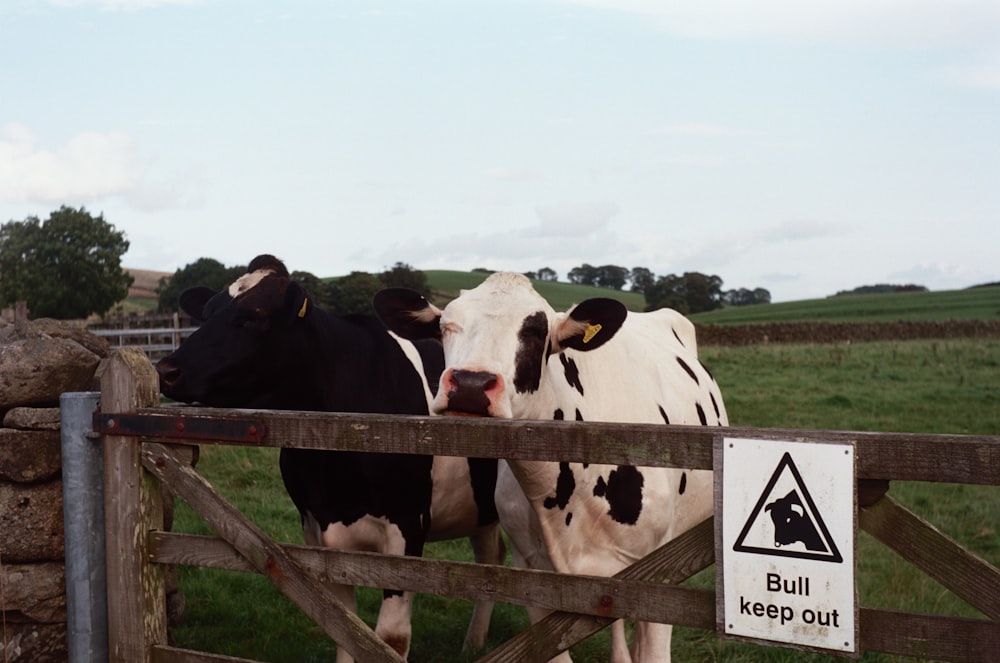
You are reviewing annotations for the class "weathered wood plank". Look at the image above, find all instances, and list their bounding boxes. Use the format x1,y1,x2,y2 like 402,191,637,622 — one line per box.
152,645,259,663
102,349,167,663
149,532,716,627
139,442,404,663
126,407,1000,485
859,608,1000,663
860,495,1000,620
478,517,717,662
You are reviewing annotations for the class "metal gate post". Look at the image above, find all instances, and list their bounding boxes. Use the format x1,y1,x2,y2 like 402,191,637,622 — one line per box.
60,391,108,663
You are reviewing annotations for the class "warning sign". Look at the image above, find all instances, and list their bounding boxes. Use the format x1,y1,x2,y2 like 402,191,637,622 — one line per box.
717,438,857,654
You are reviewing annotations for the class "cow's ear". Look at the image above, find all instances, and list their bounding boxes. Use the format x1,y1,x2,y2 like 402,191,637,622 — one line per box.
178,286,217,323
373,288,443,340
552,298,627,352
284,281,311,321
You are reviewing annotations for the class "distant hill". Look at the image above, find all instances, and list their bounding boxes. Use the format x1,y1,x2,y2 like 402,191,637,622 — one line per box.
126,268,170,299
121,268,1000,323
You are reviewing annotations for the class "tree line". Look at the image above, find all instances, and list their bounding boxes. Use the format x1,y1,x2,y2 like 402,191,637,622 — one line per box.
524,263,771,314
0,207,769,320
156,258,430,316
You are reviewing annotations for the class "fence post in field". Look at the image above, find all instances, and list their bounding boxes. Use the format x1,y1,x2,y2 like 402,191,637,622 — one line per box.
101,348,166,663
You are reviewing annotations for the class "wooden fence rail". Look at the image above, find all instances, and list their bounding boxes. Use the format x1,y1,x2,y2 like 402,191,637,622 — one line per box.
95,349,1000,663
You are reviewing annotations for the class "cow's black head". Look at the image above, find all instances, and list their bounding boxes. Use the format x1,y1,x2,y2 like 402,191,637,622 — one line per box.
156,254,311,407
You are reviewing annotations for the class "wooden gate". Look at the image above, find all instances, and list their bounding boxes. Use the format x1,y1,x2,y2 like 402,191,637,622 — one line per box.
94,349,1000,662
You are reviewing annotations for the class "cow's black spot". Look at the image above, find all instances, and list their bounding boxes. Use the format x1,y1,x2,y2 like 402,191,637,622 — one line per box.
676,356,699,385
575,408,584,421
696,402,707,426
543,462,575,512
560,354,584,396
565,513,573,526
679,471,687,495
514,311,548,394
710,391,721,421
658,405,670,425
593,466,643,525
553,408,564,420
700,360,716,382
672,327,685,347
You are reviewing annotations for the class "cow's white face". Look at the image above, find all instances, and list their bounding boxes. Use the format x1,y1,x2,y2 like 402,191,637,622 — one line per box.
375,272,627,419
434,273,555,418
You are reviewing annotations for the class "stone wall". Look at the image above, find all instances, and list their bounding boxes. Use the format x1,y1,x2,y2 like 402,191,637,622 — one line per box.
696,319,1000,346
0,316,107,662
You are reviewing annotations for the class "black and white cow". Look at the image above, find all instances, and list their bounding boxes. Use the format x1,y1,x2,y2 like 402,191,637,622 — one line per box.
155,255,503,663
375,272,727,663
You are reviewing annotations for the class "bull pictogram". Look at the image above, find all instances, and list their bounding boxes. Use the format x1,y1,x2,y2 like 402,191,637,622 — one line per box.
733,452,843,563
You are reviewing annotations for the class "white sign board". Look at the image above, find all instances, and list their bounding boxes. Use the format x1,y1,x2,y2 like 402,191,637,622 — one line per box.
718,437,857,654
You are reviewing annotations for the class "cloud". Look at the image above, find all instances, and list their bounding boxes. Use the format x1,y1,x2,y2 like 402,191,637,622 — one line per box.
485,167,543,183
936,59,1000,90
534,201,620,236
49,0,198,9
0,123,142,204
539,0,1000,49
652,123,755,138
361,202,631,273
890,261,997,290
756,219,851,242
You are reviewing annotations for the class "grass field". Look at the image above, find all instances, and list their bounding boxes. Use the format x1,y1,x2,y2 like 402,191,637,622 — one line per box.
168,337,1000,663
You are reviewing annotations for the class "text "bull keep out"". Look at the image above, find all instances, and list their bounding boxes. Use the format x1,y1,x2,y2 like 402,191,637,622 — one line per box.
739,572,842,628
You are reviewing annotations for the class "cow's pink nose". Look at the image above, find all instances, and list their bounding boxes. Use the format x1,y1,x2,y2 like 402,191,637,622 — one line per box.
446,369,498,416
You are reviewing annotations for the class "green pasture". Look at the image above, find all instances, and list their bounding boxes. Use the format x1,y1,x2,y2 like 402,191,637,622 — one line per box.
690,285,1000,324
169,337,1000,662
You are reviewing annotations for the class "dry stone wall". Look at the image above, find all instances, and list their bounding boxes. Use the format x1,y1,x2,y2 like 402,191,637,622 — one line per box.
696,319,1000,346
0,317,106,662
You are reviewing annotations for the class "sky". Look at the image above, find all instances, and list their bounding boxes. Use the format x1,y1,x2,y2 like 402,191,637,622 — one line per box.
1,0,998,303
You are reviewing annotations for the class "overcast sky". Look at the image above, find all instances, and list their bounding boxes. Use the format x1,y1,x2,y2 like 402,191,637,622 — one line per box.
2,0,998,302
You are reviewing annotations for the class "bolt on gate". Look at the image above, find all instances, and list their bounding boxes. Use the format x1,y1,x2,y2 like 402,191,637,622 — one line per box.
83,348,1000,662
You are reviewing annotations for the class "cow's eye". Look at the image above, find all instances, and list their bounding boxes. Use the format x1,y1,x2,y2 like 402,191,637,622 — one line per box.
234,309,259,329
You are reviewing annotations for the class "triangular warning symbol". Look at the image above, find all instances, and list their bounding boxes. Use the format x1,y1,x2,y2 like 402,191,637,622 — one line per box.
733,452,843,563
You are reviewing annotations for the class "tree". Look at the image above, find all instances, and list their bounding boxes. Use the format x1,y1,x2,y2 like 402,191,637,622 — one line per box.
629,267,655,294
157,258,243,312
537,267,558,282
290,270,334,309
0,206,133,319
567,263,599,286
596,264,629,290
380,262,429,295
644,271,725,314
644,274,689,314
328,271,384,315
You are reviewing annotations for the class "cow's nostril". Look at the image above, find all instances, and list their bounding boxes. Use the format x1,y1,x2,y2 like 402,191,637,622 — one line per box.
447,369,497,416
156,361,182,390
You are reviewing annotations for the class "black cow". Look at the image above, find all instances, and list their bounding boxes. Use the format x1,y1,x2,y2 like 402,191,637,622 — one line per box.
156,255,502,662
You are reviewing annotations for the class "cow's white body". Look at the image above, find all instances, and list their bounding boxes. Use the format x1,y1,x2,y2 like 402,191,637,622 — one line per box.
375,273,728,662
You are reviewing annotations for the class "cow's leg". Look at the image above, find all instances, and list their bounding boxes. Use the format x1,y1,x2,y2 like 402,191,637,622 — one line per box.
462,522,506,651
303,514,362,663
371,516,425,659
375,589,415,658
631,621,671,663
609,619,631,663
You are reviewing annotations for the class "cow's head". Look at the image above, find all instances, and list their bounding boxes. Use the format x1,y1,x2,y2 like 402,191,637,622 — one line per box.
374,272,626,418
156,254,311,407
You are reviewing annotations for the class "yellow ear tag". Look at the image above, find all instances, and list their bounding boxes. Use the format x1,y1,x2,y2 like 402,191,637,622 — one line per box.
583,323,602,344
297,298,309,318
